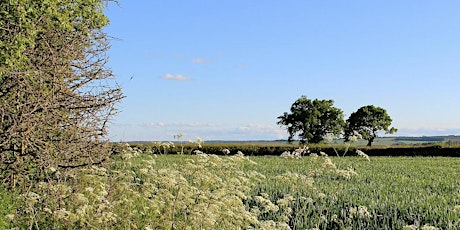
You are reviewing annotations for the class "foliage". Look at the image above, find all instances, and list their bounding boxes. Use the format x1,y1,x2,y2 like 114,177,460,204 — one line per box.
345,105,397,146
277,96,345,144
1,145,297,229
0,0,123,188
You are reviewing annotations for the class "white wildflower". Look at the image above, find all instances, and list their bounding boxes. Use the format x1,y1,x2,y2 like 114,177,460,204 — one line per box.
195,137,203,148
5,214,15,221
74,193,89,204
254,194,279,213
331,214,338,222
293,145,308,157
325,133,334,143
317,193,327,199
349,206,371,218
349,207,357,218
47,166,57,173
280,151,293,158
356,150,370,161
139,168,149,175
358,206,371,218
54,208,71,220
336,168,357,179
421,225,439,230
44,207,52,214
193,150,204,154
305,197,314,204
322,157,336,169
320,214,328,223
453,205,460,213
402,225,418,230
85,186,94,193
309,153,318,160
348,130,362,142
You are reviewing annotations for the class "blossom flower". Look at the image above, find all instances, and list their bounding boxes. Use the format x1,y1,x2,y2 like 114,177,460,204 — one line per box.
322,157,336,169
85,187,94,193
421,225,440,230
403,225,418,230
325,133,334,143
453,205,460,212
5,214,15,221
357,149,370,161
358,205,371,218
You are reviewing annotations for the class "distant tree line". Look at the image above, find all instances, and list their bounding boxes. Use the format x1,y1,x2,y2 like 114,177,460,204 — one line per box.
395,136,444,142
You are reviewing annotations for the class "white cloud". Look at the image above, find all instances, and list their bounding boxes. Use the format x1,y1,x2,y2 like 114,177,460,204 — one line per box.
192,58,207,64
161,74,192,81
109,122,287,141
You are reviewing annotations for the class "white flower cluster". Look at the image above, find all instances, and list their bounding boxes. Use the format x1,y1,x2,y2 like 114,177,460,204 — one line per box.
280,146,309,159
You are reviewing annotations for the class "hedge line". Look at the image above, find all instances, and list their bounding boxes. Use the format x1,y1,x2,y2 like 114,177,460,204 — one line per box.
113,142,460,157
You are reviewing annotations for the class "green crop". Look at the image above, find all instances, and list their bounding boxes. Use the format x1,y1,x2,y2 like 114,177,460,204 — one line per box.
2,144,459,229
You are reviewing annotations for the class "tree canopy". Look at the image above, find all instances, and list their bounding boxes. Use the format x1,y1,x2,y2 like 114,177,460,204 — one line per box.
277,96,345,144
0,0,123,187
345,105,397,146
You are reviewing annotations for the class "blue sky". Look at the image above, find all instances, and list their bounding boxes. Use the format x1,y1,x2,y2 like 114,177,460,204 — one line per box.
104,1,460,141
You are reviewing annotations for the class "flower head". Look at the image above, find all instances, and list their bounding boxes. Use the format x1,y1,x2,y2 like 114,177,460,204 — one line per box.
356,150,370,161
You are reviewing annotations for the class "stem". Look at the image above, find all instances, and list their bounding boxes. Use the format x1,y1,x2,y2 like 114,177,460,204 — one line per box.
170,186,181,230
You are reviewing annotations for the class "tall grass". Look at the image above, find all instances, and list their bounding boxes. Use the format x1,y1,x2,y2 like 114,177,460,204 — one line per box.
248,156,460,229
2,143,459,229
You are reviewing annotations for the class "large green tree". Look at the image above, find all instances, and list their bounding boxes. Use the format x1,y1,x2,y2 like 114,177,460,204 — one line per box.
277,96,345,144
345,105,397,146
0,0,123,187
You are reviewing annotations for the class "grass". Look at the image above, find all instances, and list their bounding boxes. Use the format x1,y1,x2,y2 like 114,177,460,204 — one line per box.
2,146,459,229
0,185,18,229
151,154,460,229
252,156,460,229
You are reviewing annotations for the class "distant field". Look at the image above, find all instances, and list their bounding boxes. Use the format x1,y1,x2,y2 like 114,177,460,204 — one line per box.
136,135,460,147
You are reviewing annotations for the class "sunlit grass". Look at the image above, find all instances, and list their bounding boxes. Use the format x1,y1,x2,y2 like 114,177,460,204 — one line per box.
2,144,459,229
146,154,460,229
249,156,460,229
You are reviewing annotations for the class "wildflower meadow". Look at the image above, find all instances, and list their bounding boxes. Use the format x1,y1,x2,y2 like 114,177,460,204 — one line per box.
1,139,459,229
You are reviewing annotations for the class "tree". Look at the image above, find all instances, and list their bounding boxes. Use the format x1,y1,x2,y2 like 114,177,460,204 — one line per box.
0,0,123,187
345,105,397,146
277,96,345,144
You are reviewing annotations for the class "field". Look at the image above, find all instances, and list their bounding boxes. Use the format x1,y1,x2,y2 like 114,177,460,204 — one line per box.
152,154,460,229
1,145,460,229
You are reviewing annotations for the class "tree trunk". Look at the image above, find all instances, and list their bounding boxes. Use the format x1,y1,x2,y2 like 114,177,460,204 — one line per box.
367,137,375,146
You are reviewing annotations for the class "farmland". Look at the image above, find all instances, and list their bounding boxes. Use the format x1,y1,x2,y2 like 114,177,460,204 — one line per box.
151,154,460,229
1,144,459,229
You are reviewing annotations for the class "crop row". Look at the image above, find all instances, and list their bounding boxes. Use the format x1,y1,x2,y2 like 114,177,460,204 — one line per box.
152,154,460,229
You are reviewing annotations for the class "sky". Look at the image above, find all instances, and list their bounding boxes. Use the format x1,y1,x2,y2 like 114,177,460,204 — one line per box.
103,1,460,142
